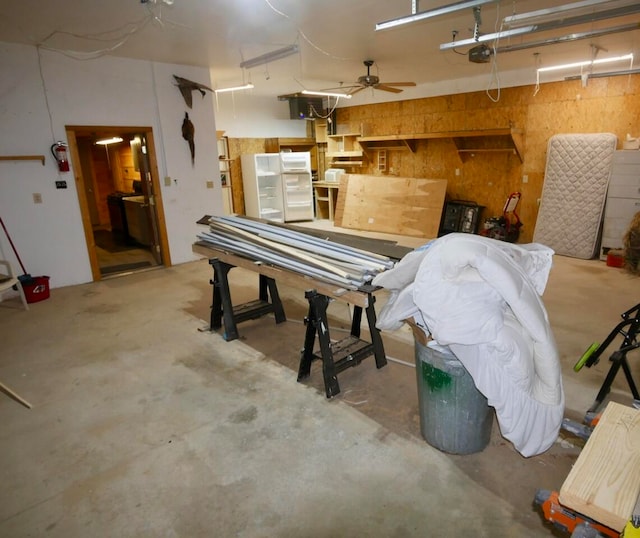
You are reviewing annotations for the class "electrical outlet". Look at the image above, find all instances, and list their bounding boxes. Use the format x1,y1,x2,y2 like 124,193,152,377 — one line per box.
33,193,42,204
55,180,67,189
522,174,528,183
164,176,171,186
455,168,460,176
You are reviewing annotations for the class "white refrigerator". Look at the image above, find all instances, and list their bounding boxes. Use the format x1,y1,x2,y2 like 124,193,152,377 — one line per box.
241,153,285,222
280,152,314,222
241,152,314,223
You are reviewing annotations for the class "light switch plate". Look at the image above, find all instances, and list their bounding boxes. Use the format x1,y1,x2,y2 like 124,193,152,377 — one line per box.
33,193,42,204
206,181,214,189
164,176,171,186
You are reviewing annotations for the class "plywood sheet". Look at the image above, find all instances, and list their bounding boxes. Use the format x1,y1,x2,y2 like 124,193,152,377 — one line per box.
338,174,447,238
559,402,640,532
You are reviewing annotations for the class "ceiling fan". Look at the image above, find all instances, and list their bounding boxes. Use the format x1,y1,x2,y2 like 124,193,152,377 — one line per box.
340,60,416,95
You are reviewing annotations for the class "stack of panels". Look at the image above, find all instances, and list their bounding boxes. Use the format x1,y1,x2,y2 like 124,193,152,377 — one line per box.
197,216,395,290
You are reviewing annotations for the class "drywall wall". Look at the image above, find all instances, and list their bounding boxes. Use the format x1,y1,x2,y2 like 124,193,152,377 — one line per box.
0,41,221,288
213,91,309,138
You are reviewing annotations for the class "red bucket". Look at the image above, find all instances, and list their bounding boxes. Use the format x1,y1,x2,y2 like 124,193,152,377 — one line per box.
23,276,50,303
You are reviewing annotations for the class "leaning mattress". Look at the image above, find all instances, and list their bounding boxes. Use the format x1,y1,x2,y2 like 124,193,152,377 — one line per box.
533,133,617,259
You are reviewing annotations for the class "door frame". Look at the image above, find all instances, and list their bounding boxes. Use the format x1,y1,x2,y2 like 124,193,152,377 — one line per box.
66,125,172,281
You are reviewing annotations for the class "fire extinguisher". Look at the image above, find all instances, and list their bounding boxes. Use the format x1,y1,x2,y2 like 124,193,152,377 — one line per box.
50,141,70,172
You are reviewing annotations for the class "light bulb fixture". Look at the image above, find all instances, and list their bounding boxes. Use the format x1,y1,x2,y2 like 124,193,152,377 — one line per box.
537,53,634,73
301,90,352,99
95,137,123,145
376,0,495,31
239,44,299,69
214,83,254,93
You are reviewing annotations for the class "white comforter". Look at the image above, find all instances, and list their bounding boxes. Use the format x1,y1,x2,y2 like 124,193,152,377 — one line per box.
373,233,564,457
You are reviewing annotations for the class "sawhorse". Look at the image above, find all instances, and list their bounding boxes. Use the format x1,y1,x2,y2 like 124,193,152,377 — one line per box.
297,288,387,398
578,302,640,417
208,257,286,341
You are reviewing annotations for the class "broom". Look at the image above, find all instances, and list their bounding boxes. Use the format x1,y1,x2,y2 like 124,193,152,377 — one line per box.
0,215,33,284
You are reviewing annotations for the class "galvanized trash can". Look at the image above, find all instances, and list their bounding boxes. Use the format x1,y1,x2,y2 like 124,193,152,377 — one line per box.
414,341,493,454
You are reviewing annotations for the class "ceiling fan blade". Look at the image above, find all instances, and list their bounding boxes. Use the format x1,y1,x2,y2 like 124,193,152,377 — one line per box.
382,82,416,87
348,86,366,96
374,84,403,93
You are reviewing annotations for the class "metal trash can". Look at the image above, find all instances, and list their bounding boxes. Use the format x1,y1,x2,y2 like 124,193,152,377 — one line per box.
414,341,493,454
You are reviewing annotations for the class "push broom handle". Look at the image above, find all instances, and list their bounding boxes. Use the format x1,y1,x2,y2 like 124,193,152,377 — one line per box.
0,216,27,275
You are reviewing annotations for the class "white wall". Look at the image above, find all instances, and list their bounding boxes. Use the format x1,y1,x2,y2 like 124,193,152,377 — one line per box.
0,41,222,288
212,90,310,138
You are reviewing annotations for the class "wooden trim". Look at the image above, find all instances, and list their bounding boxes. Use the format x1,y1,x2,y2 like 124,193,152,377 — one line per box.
144,129,171,267
66,128,102,281
0,155,45,165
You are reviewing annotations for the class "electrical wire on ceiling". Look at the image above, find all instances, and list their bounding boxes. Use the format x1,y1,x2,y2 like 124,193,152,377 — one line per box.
262,0,357,62
35,2,186,61
485,2,502,102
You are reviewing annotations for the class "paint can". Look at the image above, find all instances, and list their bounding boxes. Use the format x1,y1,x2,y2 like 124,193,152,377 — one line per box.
414,341,493,455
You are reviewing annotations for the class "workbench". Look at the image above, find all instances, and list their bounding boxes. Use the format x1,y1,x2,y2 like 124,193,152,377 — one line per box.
192,241,387,397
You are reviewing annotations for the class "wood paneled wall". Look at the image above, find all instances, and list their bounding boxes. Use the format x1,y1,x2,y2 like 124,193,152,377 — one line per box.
336,75,640,243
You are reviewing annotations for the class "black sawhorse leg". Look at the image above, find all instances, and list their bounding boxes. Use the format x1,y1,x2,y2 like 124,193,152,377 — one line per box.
208,257,286,341
297,289,387,398
584,303,640,416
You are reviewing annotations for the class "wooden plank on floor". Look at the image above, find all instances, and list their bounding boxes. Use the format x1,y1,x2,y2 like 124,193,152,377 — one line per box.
559,401,640,532
338,174,447,238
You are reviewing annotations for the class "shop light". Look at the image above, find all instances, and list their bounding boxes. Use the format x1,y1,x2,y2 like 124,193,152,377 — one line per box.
537,53,634,73
214,83,254,94
301,90,352,99
95,137,123,145
239,45,299,69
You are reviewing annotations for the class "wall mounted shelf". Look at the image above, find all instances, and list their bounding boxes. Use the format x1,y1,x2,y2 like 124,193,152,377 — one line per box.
355,128,524,163
0,155,46,165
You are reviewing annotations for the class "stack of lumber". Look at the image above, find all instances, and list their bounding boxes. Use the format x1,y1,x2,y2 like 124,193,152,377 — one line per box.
559,402,640,532
197,216,395,290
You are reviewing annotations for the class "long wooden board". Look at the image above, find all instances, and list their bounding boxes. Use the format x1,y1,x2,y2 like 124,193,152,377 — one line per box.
337,174,447,238
559,402,640,532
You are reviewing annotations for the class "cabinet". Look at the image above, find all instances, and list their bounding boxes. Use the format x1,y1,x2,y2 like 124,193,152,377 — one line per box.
326,133,364,169
600,150,640,259
241,153,285,222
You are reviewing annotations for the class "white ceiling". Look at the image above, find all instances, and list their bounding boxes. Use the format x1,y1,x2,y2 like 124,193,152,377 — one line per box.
1,0,639,104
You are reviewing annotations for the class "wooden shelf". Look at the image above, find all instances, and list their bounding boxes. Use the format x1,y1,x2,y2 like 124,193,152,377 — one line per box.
355,128,524,162
357,135,416,154
0,155,46,165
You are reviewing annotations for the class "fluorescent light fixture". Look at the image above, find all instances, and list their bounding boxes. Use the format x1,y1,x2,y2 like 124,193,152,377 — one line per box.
440,0,640,50
239,44,299,69
95,137,123,145
537,53,634,73
495,23,640,54
376,0,495,31
503,0,640,28
214,83,254,93
301,90,352,99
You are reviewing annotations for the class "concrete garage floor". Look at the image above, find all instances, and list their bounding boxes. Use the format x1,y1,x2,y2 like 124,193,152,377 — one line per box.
0,227,638,537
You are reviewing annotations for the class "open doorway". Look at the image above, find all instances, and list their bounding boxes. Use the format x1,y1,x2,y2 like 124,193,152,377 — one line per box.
66,126,171,280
